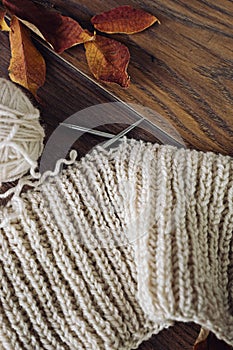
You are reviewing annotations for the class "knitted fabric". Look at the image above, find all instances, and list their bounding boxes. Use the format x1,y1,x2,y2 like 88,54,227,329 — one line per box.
0,138,233,349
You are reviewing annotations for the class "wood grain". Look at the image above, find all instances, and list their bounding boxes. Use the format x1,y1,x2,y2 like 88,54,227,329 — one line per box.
0,1,233,349
43,0,233,155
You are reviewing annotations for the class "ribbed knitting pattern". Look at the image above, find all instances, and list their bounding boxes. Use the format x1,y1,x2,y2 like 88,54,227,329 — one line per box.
0,138,232,349
132,140,233,345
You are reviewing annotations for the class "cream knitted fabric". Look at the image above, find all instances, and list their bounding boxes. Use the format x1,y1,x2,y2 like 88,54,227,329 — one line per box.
130,140,233,345
0,138,233,349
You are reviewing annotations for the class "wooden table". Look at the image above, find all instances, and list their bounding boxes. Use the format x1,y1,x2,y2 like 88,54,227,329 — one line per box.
0,0,233,349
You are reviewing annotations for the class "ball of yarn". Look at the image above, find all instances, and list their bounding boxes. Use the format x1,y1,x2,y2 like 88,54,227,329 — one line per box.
0,79,45,183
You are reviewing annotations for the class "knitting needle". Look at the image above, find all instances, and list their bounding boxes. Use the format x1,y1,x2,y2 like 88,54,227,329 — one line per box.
59,123,115,139
101,118,144,149
60,118,144,147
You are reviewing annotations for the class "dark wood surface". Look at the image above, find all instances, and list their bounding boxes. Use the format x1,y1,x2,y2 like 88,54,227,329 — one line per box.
55,0,233,155
0,0,233,349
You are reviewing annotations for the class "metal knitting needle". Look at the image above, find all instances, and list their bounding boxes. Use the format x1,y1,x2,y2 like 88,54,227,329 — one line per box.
101,117,144,149
60,123,115,139
60,118,144,148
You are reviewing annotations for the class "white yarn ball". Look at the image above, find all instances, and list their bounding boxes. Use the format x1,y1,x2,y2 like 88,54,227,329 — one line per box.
0,79,45,183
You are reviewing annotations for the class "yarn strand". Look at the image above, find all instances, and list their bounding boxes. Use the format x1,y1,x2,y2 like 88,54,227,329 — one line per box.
0,150,77,200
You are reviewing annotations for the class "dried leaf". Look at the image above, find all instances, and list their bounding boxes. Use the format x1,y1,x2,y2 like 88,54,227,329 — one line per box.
0,10,10,31
9,16,46,97
194,328,210,350
84,35,130,87
91,5,159,34
194,329,233,350
3,0,94,53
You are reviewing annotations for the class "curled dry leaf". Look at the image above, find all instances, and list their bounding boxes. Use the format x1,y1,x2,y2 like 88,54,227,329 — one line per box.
91,5,159,34
3,0,94,53
194,328,233,350
9,16,46,97
2,1,160,92
0,10,10,31
84,35,130,87
194,328,210,350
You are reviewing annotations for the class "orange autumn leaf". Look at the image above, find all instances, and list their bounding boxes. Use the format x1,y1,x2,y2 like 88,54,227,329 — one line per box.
9,16,46,97
3,0,94,53
85,35,130,87
0,10,10,31
91,5,159,34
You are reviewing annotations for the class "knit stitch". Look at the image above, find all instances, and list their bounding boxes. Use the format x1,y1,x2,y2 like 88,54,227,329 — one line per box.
0,138,232,349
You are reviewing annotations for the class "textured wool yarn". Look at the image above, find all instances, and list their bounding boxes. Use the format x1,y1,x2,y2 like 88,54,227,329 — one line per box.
0,78,45,184
0,138,232,350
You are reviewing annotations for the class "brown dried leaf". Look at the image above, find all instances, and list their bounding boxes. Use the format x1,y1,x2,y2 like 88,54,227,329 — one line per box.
84,35,130,87
91,5,159,34
3,0,94,53
9,16,46,97
194,328,210,350
0,10,10,31
194,329,233,350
